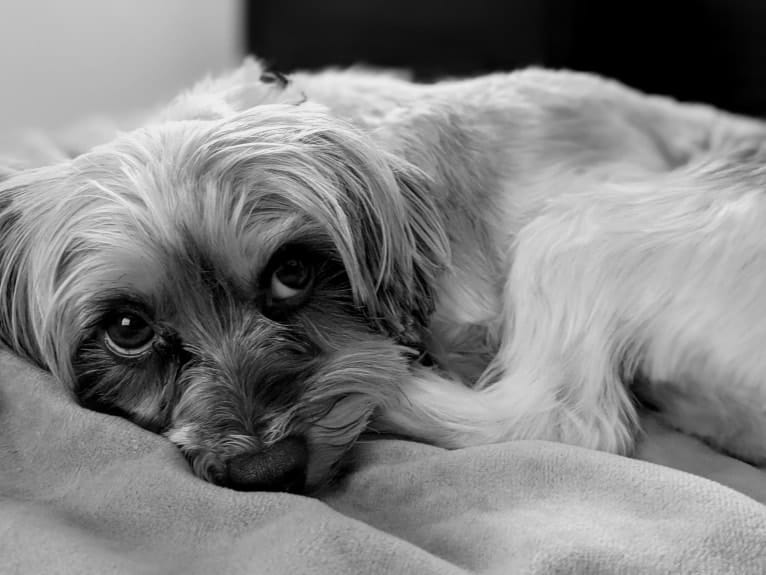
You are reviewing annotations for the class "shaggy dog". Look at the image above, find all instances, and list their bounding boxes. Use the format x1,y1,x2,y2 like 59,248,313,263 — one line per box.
1,59,765,493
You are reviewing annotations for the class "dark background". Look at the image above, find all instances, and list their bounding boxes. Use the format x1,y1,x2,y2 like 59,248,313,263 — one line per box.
246,0,766,116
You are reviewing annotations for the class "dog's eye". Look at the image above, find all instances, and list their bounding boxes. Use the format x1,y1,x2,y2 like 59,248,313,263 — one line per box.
104,313,156,357
270,256,313,300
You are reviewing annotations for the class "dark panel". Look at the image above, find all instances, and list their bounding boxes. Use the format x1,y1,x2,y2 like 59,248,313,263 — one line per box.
245,0,766,114
567,0,766,115
246,0,550,80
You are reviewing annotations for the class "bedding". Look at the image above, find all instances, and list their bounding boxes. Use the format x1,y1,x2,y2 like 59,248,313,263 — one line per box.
2,350,765,574
2,112,766,574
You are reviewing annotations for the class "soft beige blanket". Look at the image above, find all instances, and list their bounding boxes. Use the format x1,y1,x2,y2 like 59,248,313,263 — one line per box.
1,350,764,574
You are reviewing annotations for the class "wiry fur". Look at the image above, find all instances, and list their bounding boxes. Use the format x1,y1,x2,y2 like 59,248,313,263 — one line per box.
2,58,766,492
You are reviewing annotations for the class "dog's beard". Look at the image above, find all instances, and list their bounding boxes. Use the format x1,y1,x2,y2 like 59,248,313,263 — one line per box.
0,103,448,493
168,335,412,490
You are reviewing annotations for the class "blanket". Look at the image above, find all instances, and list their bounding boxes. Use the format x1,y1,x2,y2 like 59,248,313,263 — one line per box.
1,349,765,575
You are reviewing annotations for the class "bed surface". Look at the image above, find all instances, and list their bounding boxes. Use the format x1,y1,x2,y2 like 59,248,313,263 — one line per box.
2,350,765,574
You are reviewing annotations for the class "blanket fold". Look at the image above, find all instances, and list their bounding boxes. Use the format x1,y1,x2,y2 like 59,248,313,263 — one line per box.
1,350,765,575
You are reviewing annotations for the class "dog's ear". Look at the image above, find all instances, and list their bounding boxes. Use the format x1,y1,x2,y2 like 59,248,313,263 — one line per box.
369,158,450,346
292,122,450,347
0,166,66,369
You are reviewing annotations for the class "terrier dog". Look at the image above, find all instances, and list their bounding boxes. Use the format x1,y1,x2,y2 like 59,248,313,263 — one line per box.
1,59,765,493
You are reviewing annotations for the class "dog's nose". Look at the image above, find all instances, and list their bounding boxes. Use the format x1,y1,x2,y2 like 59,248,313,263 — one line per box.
223,436,308,493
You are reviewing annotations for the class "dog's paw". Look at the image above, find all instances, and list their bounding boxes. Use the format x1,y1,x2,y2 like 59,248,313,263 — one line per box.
553,406,639,456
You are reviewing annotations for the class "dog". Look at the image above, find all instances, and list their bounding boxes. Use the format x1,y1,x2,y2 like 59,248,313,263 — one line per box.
1,58,766,494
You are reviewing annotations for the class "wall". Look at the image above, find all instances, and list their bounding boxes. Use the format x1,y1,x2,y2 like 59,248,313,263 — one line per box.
0,0,242,139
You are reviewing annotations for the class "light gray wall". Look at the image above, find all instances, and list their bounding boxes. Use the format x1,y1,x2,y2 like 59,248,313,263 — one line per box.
0,0,242,137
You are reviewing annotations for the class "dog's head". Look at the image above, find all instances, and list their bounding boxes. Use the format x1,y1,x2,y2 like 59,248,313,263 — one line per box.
0,87,448,493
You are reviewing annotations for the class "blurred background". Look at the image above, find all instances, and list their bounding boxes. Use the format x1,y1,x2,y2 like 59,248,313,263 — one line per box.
1,0,765,140
0,0,240,139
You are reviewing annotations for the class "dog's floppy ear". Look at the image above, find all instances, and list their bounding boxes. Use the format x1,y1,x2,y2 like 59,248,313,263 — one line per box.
369,157,450,346
0,166,67,369
294,122,450,347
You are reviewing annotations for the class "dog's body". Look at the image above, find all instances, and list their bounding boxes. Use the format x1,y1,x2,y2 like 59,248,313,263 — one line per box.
2,59,766,492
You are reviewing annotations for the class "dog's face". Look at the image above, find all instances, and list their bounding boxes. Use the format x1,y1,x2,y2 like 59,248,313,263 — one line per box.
0,103,447,493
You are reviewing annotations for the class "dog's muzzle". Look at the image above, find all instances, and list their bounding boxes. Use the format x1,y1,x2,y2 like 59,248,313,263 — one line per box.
219,436,309,493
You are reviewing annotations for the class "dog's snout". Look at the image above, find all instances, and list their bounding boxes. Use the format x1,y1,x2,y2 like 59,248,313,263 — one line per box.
223,437,308,493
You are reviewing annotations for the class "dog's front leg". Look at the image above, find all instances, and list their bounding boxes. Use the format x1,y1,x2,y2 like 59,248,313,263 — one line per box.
379,163,766,460
375,363,572,448
375,180,646,452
